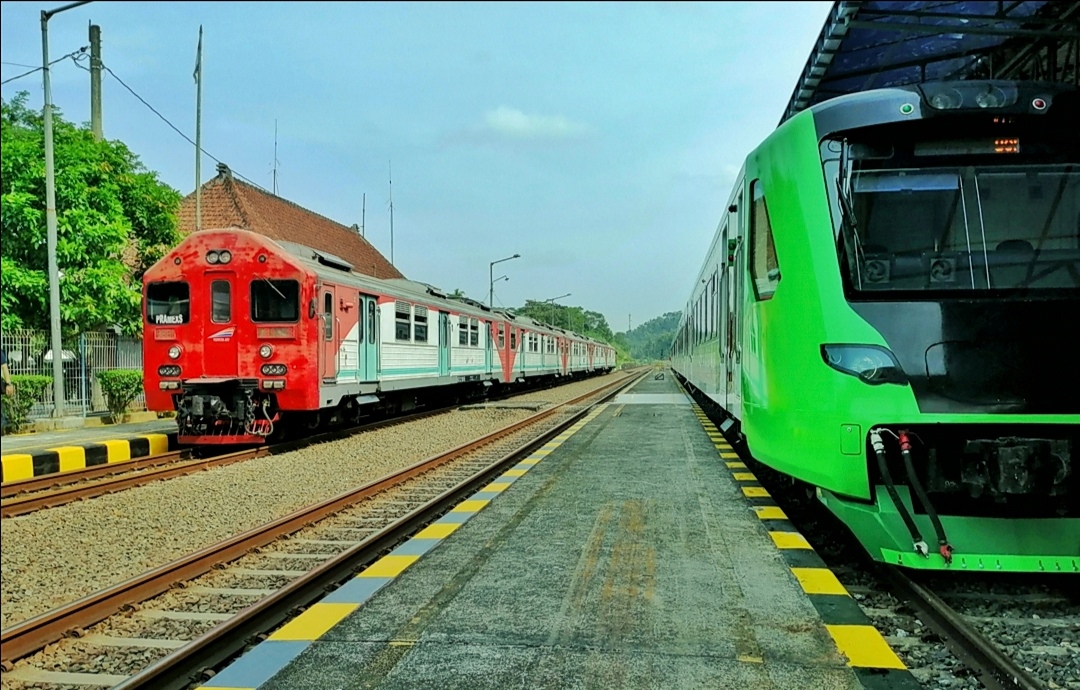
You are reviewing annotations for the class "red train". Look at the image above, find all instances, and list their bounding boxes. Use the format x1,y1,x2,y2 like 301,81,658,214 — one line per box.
143,228,616,444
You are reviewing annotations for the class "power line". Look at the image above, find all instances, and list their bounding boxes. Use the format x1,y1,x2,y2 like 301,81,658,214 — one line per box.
1,47,88,86
101,62,267,192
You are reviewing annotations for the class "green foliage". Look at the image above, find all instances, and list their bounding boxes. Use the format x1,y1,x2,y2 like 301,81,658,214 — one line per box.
616,311,682,362
1,374,52,433
1,91,183,336
96,369,143,422
510,300,615,341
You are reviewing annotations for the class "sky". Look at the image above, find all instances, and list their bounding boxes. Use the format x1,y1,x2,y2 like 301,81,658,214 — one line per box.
1,1,832,333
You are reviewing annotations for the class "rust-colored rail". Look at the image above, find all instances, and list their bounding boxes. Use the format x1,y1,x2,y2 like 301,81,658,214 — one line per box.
880,567,1047,690
0,370,641,668
1,404,477,518
1,449,190,499
1,375,630,517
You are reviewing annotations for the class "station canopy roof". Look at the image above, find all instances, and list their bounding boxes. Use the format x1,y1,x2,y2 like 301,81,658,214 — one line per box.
781,0,1080,124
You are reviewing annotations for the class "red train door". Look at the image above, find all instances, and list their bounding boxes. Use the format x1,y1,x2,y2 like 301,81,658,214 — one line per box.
204,273,238,377
321,287,337,381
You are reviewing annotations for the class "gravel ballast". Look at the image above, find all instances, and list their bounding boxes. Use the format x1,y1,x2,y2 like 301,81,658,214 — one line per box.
1,373,628,629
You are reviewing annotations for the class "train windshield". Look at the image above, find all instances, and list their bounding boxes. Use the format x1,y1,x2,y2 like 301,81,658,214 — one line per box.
250,279,300,322
822,118,1078,297
146,282,190,325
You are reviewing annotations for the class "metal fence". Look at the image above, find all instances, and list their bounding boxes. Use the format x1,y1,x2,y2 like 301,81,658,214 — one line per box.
1,329,145,419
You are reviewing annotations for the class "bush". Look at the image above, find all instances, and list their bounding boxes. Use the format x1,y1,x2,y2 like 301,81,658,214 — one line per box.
96,369,143,423
1,375,52,433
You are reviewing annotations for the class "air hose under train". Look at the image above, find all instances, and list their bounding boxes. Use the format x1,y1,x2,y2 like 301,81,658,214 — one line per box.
870,428,929,558
898,430,953,563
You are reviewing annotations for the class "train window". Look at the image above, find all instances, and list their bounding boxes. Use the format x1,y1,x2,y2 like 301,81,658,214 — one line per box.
323,293,334,341
395,301,411,341
470,318,479,346
749,180,781,300
459,316,469,345
413,305,428,343
147,281,190,325
498,323,505,349
510,329,517,351
251,279,299,322
210,281,231,324
356,298,365,342
367,301,376,344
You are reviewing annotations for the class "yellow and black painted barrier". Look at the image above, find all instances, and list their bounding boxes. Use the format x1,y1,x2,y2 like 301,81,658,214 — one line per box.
689,402,921,690
1,432,178,483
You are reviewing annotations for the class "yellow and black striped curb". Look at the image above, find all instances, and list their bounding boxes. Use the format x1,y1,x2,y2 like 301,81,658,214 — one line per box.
195,405,610,690
689,401,922,690
1,432,178,483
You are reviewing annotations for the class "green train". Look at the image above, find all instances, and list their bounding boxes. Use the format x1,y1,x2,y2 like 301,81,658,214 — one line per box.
670,80,1078,573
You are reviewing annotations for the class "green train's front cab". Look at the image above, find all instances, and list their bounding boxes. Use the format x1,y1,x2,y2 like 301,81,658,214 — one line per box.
741,80,1079,573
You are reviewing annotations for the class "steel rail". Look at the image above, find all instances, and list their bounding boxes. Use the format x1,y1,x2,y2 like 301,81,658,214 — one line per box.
115,370,645,690
879,566,1047,690
1,398,507,517
1,449,191,499
0,374,621,513
0,370,641,668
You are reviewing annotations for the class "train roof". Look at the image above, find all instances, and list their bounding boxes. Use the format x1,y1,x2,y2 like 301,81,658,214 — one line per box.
782,1,1077,125
275,238,607,346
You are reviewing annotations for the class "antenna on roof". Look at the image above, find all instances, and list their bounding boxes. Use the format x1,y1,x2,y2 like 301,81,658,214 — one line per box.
388,160,395,265
272,119,280,195
361,193,366,238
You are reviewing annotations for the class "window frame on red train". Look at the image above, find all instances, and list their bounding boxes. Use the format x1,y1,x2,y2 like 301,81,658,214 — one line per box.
147,281,191,325
395,301,411,341
413,305,429,343
251,279,300,323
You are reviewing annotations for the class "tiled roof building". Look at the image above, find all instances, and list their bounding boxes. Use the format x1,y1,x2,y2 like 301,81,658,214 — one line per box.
178,164,403,280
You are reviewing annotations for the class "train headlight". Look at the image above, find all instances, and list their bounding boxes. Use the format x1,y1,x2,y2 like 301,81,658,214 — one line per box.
821,345,906,386
158,365,182,377
218,250,232,264
259,344,274,359
168,345,182,360
261,363,288,376
206,251,220,264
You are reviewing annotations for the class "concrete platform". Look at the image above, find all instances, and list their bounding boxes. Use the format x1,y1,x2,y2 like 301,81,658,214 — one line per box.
198,371,919,690
1,419,178,483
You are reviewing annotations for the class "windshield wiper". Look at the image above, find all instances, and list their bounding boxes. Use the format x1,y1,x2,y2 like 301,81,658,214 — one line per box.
836,140,865,288
259,277,286,300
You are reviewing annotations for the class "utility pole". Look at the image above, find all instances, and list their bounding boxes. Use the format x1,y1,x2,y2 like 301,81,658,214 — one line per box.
89,23,102,141
629,314,632,332
194,25,203,231
388,161,394,264
272,119,279,195
361,193,365,237
42,0,92,418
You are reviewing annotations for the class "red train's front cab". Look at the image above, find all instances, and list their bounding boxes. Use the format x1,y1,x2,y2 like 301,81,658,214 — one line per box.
143,228,319,443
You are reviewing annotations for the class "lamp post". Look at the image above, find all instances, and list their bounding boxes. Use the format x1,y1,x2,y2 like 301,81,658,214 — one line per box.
544,293,571,328
489,254,520,308
42,0,92,418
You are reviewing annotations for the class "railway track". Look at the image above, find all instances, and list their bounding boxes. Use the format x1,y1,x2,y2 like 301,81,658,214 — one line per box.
0,369,644,690
0,375,620,518
769,482,1076,690
681,386,1077,690
875,568,1072,690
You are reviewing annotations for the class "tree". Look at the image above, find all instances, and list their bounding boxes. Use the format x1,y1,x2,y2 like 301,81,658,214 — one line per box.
616,310,682,361
1,92,182,336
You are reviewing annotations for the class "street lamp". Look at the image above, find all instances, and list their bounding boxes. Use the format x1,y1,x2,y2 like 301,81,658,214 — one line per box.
489,254,520,308
42,0,92,417
544,293,571,328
